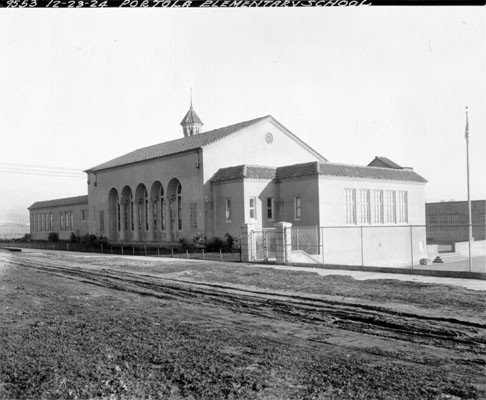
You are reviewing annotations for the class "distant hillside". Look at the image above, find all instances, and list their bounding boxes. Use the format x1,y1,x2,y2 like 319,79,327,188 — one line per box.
0,223,30,239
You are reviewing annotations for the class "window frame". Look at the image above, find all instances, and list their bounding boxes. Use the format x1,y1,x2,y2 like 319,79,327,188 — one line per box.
294,196,301,221
249,197,257,220
267,197,274,221
225,197,232,222
345,188,356,225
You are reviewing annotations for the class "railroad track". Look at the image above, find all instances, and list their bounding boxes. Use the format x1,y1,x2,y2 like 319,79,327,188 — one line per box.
7,253,485,360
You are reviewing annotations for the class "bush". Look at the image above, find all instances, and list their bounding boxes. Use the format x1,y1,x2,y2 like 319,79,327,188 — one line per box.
80,234,106,247
223,232,234,252
69,232,80,243
48,232,59,242
206,236,224,253
192,232,207,250
21,233,31,242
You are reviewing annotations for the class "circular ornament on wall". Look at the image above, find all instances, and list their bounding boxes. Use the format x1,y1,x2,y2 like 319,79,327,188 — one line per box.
265,132,273,144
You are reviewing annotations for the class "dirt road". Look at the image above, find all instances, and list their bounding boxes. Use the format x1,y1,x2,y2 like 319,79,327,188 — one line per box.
1,250,485,399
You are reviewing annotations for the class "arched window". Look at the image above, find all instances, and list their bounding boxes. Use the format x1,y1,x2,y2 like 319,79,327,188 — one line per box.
177,183,182,230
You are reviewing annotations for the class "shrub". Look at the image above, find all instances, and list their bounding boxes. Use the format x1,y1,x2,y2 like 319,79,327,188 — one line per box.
69,232,80,243
192,232,207,250
47,232,59,242
231,236,242,253
206,236,224,253
179,237,196,252
223,232,234,252
80,234,98,247
21,233,31,242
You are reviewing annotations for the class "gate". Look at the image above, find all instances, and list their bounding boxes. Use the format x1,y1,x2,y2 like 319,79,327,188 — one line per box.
251,228,276,261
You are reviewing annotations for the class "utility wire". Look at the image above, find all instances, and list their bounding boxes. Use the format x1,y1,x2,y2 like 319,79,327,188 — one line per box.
0,162,82,172
0,168,85,178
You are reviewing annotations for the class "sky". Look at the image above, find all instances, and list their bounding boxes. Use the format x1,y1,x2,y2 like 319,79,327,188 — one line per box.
0,7,485,224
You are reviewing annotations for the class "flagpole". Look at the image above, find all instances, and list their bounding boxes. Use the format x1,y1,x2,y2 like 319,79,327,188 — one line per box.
465,106,472,273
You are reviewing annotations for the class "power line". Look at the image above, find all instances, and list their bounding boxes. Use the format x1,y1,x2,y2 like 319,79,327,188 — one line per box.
0,162,84,173
0,168,85,179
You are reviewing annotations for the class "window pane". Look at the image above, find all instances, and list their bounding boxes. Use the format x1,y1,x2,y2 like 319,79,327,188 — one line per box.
345,189,356,224
267,197,273,220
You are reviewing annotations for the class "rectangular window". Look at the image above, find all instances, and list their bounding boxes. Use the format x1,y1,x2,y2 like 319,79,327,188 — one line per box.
177,195,182,230
429,215,439,231
294,197,301,220
117,204,121,231
267,197,274,220
385,190,396,224
440,214,450,231
249,197,257,220
153,201,157,231
225,198,231,222
145,198,149,231
70,211,73,230
345,189,356,224
160,198,165,231
60,212,64,231
358,189,370,224
130,201,134,231
451,214,459,231
99,211,104,234
41,214,45,231
49,213,52,230
190,202,197,229
371,190,383,224
397,191,408,223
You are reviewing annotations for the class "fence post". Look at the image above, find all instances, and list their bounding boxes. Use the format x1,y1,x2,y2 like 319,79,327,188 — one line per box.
144,245,147,256
360,225,364,267
186,250,189,259
321,227,325,265
410,225,414,270
240,223,255,262
132,246,135,256
111,246,113,254
52,244,55,251
66,243,69,252
219,249,222,261
275,222,292,264
157,248,160,257
91,246,94,253
202,249,205,260
171,248,174,258
121,245,124,255
101,244,103,253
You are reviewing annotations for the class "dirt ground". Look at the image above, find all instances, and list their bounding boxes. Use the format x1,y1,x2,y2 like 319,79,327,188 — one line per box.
1,249,485,400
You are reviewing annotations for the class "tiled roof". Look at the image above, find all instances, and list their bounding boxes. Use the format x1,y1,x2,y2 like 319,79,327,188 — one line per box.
28,195,88,210
368,156,403,169
180,106,203,125
317,162,427,182
211,165,277,182
214,161,427,183
86,115,272,172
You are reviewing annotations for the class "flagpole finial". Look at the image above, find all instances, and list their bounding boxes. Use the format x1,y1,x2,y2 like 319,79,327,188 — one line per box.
190,87,193,108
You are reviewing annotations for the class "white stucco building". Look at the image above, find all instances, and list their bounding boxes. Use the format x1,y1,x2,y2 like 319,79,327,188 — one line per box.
29,102,428,267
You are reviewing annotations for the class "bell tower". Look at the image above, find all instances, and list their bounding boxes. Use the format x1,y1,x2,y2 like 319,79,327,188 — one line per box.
180,89,203,138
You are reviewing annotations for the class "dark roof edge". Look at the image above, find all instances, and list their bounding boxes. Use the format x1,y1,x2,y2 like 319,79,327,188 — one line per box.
84,147,202,174
28,195,88,210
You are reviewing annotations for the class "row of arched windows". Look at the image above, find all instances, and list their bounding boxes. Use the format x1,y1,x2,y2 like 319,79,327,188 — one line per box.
108,179,182,242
